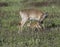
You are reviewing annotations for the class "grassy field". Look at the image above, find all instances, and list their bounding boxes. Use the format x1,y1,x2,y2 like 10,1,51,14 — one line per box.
0,0,60,47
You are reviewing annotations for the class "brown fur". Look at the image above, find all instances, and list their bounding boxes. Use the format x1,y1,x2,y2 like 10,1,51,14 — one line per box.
18,9,47,32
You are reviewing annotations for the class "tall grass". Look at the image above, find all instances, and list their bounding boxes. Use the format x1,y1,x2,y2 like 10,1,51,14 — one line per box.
0,0,60,47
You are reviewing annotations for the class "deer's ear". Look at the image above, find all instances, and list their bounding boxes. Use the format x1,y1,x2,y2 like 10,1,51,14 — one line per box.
45,12,48,18
44,12,48,18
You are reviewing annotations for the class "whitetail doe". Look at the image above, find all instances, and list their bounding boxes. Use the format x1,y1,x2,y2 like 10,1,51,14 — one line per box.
18,9,48,32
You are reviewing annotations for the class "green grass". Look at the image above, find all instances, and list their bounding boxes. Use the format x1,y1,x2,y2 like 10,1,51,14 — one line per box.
0,0,60,47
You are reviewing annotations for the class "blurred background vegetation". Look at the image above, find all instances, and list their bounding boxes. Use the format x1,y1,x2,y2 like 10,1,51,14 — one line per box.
0,0,60,47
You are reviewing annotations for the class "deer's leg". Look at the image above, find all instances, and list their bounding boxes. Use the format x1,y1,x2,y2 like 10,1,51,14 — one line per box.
37,23,43,31
35,23,41,31
42,24,45,29
18,17,28,32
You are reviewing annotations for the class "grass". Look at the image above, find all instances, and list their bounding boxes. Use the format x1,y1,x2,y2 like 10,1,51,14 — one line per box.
0,0,60,47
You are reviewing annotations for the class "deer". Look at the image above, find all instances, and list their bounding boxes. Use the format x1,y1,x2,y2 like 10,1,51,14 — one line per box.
27,21,42,31
18,9,48,32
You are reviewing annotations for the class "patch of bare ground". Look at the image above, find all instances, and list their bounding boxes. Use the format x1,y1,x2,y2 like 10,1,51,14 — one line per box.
26,0,60,7
0,2,8,7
